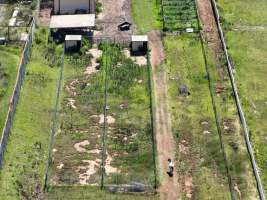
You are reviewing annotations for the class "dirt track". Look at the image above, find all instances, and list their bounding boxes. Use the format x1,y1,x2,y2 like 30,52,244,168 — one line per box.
196,0,221,52
149,31,179,200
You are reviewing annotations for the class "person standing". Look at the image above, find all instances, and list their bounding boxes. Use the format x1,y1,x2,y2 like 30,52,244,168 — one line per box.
167,158,174,177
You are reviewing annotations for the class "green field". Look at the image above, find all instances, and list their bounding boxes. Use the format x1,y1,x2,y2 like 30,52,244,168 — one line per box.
164,34,231,199
218,0,267,27
218,0,267,193
47,43,155,188
163,32,258,199
0,30,61,200
131,0,162,33
0,46,21,133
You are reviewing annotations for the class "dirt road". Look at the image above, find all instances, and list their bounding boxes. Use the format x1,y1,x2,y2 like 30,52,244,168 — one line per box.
196,0,221,52
149,31,179,200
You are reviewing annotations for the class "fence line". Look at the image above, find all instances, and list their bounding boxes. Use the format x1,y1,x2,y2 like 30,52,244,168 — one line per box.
192,0,235,199
146,51,158,189
209,0,265,199
0,17,35,168
44,52,65,191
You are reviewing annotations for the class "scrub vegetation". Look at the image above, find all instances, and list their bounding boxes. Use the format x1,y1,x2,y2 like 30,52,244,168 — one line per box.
48,43,155,187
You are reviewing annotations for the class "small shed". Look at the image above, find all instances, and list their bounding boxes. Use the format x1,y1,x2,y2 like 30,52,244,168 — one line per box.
118,22,132,31
0,37,6,45
65,35,82,51
131,35,148,55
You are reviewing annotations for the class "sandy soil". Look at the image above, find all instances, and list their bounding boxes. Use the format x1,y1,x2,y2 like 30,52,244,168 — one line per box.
95,0,135,41
123,49,147,66
149,30,179,200
98,114,115,124
85,48,102,75
105,152,120,175
76,159,101,185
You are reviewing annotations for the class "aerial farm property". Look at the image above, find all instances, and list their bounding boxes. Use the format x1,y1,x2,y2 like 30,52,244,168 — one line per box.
0,0,266,200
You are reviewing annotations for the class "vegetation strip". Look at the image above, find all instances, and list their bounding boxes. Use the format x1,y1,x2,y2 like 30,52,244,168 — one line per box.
44,53,65,190
0,17,35,167
193,1,234,198
210,0,265,199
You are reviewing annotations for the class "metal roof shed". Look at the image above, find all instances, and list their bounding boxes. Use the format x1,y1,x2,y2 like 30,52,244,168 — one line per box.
65,35,82,52
49,14,95,29
131,35,148,55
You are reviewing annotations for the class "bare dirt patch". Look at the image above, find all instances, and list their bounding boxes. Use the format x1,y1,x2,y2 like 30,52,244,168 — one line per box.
105,152,120,175
98,114,115,124
95,0,135,41
196,0,221,52
76,160,101,185
74,140,90,153
67,98,77,109
85,48,102,75
123,49,147,65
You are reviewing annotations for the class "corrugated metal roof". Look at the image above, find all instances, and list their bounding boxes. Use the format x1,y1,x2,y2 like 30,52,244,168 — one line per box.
132,35,148,42
65,35,82,41
50,14,95,29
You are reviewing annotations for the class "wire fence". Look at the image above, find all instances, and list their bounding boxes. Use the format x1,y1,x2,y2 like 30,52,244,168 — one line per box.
209,0,265,199
43,42,157,196
0,16,35,168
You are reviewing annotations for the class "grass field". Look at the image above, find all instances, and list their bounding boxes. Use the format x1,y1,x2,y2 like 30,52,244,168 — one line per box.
131,0,162,33
218,0,267,193
48,43,155,188
0,46,21,134
218,0,267,27
0,30,61,200
163,32,258,199
164,34,231,199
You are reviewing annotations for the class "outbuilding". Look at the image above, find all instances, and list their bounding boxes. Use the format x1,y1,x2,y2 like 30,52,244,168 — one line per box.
131,35,148,55
53,0,95,15
65,35,82,51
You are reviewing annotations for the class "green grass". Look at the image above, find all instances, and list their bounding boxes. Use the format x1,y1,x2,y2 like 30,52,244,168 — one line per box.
217,0,267,26
218,0,267,195
226,30,267,192
49,43,155,188
0,39,61,200
164,34,232,199
131,0,162,33
0,45,21,134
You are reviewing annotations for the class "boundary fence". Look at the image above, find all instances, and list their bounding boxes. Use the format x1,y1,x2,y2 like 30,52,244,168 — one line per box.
43,42,158,194
44,52,65,190
0,17,35,168
209,0,265,199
